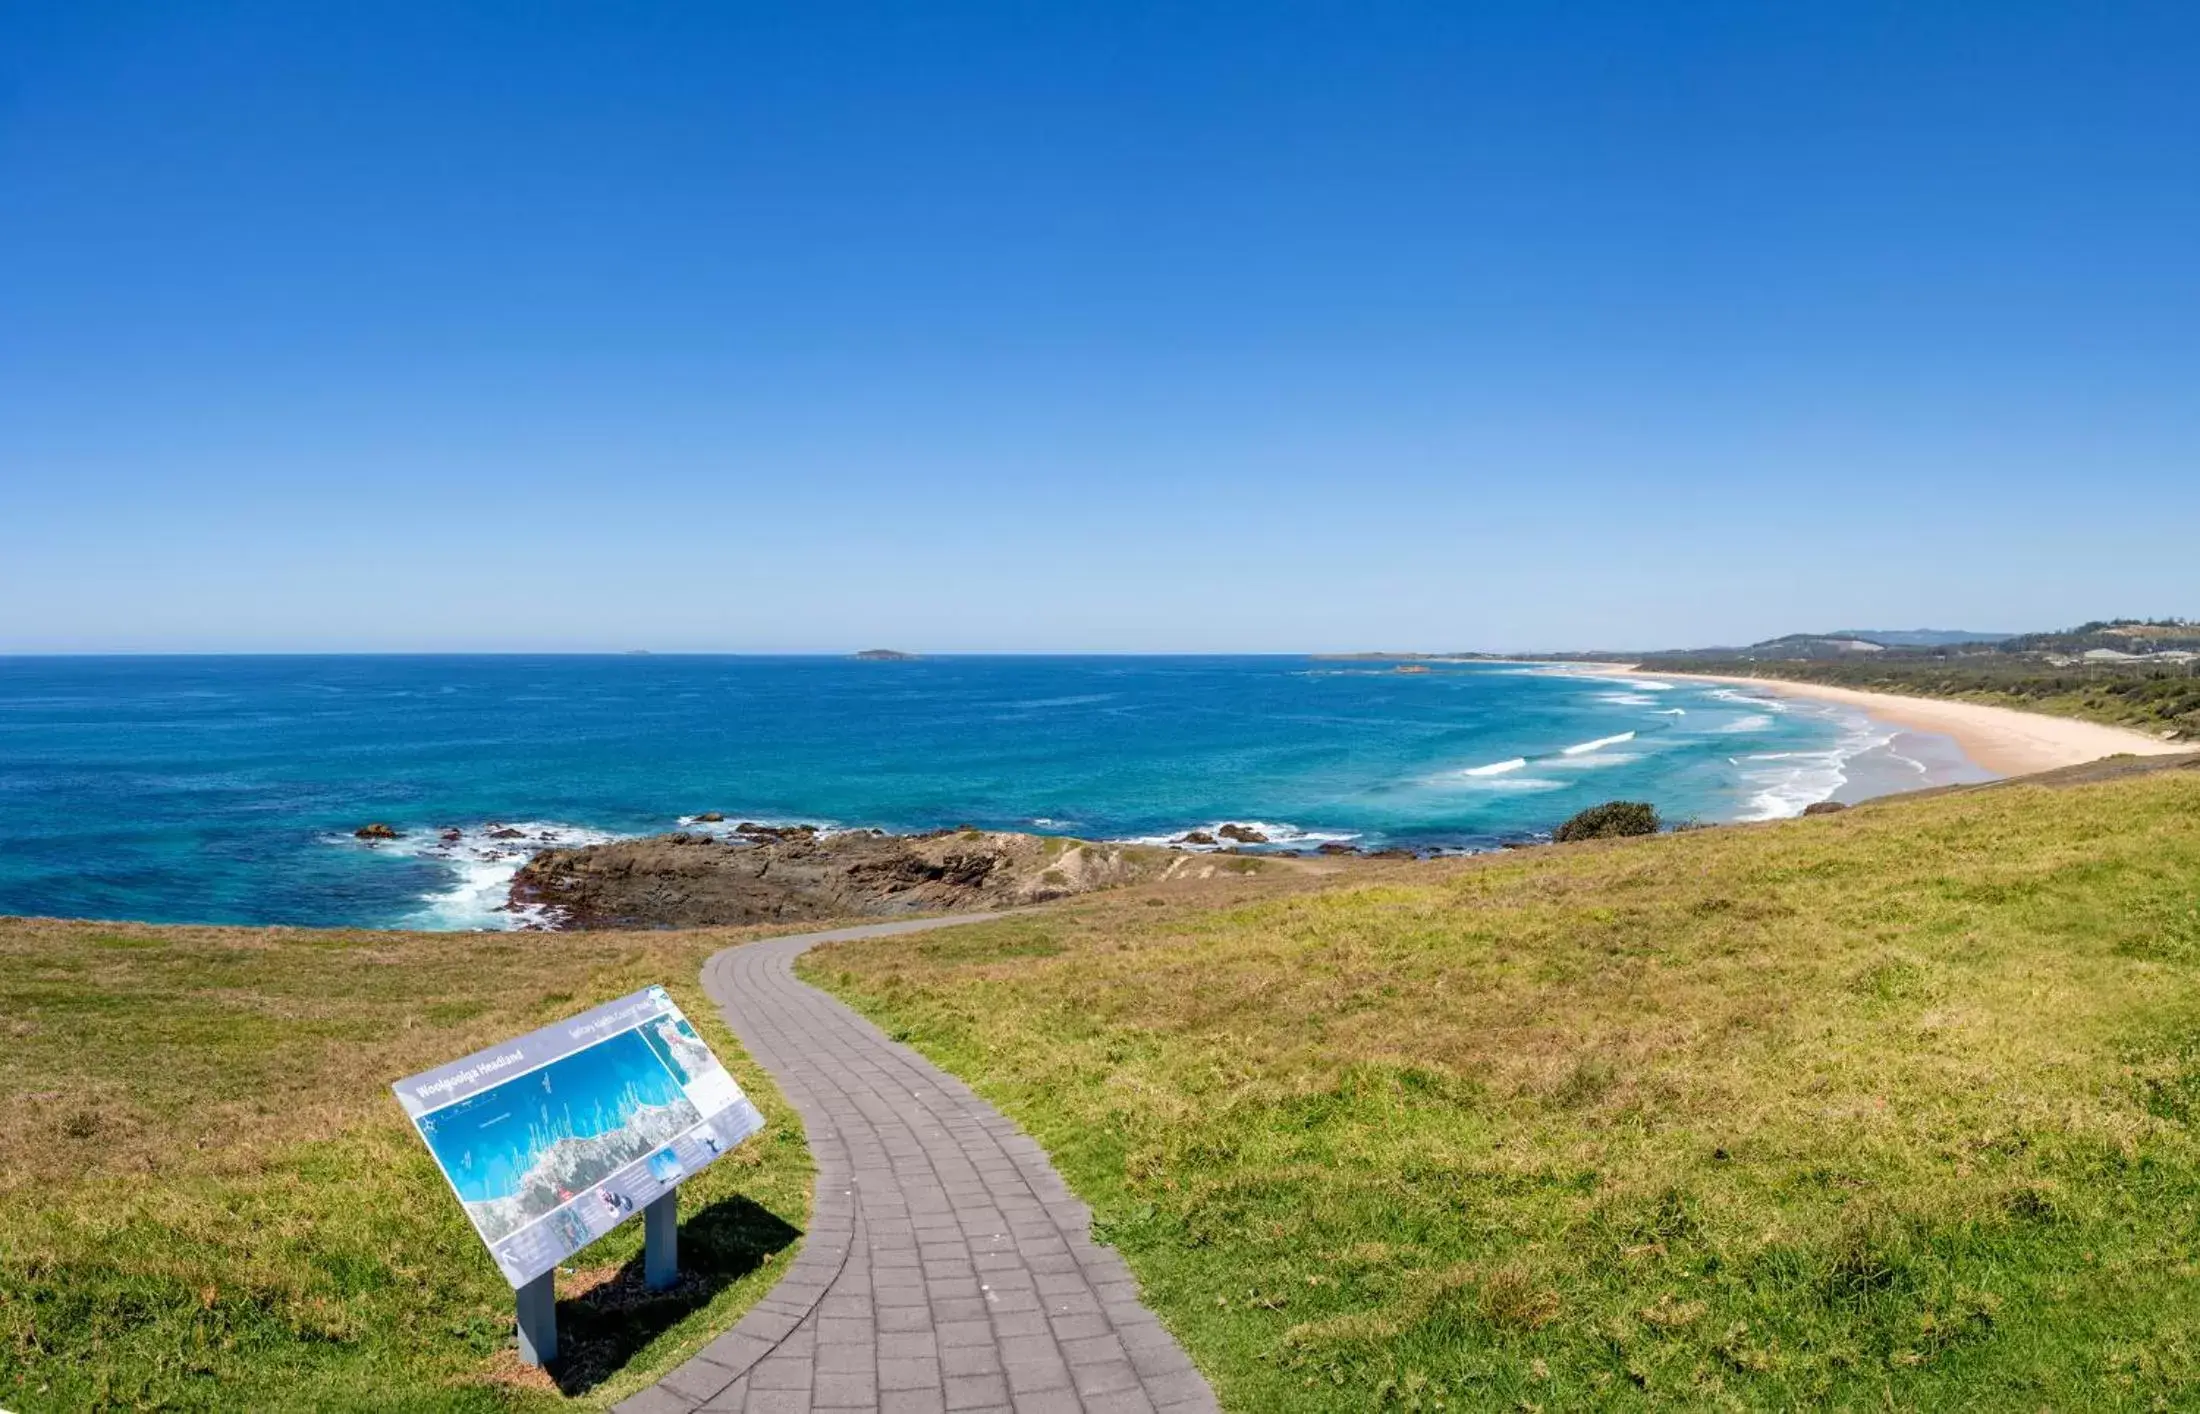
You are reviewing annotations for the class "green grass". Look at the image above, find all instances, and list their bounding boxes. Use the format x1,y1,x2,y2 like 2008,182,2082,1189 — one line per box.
804,773,2200,1410
0,920,812,1412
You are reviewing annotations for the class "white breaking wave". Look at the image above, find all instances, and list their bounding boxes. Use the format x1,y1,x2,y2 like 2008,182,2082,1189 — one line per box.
1597,692,1660,706
1733,705,1892,821
345,820,626,931
1712,713,1775,734
1654,707,1687,716
1707,686,1789,713
1545,751,1642,770
1122,819,1360,850
1461,728,1638,781
675,812,840,839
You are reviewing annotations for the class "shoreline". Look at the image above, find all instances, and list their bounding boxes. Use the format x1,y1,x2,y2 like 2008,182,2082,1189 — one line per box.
1636,670,2186,778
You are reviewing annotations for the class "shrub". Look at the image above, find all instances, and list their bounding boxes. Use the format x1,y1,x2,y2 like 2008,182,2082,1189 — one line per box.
1553,800,1661,842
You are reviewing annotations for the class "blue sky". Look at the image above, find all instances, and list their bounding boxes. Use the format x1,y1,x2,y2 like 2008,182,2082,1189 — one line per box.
3,2,2194,653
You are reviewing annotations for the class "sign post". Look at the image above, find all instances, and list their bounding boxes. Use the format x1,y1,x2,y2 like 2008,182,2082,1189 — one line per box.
392,986,764,1366
644,1190,679,1291
516,1271,557,1366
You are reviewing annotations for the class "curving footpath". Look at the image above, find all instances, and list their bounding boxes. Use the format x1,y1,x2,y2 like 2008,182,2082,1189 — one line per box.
614,916,1219,1414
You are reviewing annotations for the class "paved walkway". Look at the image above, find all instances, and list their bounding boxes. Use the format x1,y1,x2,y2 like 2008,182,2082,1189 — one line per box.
614,916,1219,1414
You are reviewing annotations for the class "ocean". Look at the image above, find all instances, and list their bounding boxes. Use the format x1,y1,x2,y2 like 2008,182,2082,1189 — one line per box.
0,655,1990,930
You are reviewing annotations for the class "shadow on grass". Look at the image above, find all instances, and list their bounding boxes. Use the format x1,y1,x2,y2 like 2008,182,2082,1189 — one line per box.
548,1193,803,1395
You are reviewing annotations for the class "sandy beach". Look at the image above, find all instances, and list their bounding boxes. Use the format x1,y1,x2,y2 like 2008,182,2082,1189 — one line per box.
1641,671,2186,777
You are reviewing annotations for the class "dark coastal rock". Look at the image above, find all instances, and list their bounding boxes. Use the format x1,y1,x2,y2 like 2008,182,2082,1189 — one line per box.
1802,800,1849,815
1316,842,1360,856
736,821,817,840
1176,830,1218,846
1217,823,1269,844
439,827,463,843
511,829,1180,930
487,826,527,840
354,823,401,840
695,811,726,823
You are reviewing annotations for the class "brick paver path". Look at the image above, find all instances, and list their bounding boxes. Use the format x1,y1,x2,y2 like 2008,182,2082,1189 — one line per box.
614,916,1220,1414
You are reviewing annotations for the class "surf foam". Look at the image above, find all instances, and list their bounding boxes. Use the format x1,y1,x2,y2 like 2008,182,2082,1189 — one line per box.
348,820,625,931
1733,705,1891,821
1123,819,1361,850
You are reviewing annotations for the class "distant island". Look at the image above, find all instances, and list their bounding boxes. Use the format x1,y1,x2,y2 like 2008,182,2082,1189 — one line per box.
853,649,919,661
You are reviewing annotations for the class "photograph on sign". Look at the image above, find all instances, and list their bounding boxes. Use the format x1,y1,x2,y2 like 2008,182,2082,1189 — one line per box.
392,986,763,1288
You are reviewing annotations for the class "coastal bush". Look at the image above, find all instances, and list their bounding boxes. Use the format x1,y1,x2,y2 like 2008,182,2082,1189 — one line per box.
1553,799,1661,842
809,770,2200,1410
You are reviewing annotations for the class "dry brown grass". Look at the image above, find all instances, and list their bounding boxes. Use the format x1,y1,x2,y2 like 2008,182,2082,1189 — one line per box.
0,916,815,1411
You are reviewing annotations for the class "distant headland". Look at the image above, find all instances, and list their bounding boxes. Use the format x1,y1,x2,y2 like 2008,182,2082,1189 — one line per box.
853,648,919,660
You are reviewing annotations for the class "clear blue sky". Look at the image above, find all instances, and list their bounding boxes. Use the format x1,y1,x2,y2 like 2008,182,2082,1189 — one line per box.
3,2,2194,653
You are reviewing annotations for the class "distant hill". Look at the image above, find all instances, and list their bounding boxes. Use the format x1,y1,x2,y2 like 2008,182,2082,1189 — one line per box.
1825,628,2014,648
1640,632,1980,663
853,648,920,661
2001,619,2200,655
1642,621,2194,663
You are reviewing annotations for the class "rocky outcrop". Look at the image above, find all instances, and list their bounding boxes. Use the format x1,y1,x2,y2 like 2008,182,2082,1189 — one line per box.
1802,800,1849,815
354,823,401,840
736,822,818,841
511,829,1179,929
1216,823,1269,844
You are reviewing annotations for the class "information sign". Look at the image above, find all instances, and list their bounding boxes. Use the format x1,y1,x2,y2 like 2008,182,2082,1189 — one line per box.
392,986,763,1287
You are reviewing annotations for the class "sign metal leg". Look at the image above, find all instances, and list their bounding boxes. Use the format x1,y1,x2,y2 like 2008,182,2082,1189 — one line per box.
644,1189,679,1291
515,1269,556,1366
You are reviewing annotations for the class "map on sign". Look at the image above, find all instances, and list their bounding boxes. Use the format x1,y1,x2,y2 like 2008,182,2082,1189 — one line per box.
393,986,764,1287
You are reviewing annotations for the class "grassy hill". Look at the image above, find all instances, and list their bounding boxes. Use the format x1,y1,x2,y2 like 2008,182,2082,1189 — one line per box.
805,767,2200,1409
0,920,811,1412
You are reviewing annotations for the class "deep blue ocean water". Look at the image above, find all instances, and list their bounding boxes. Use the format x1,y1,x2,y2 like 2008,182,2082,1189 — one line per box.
0,655,1981,930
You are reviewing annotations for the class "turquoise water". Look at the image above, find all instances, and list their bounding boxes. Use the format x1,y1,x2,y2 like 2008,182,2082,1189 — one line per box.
415,1025,693,1208
0,655,1973,930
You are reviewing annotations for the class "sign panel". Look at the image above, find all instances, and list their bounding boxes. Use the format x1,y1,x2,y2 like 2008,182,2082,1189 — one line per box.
393,986,764,1288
